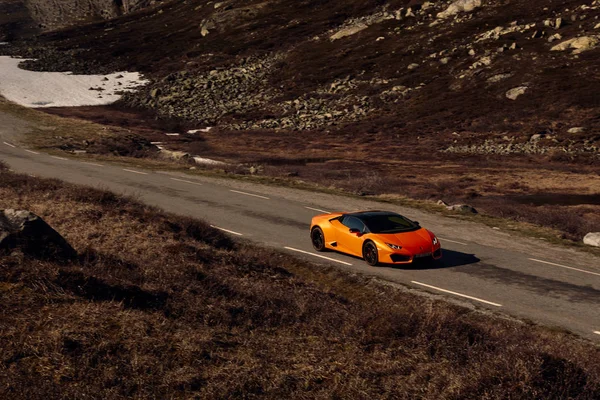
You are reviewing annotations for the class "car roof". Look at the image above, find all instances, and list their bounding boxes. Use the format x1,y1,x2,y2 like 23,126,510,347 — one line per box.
346,210,397,219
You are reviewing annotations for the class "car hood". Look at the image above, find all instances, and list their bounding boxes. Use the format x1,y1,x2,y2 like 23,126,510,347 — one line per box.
375,228,433,252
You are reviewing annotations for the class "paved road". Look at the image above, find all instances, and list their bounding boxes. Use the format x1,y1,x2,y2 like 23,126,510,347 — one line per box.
2,113,600,341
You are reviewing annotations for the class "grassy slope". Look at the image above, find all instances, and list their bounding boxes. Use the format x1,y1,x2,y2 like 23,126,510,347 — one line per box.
1,163,599,398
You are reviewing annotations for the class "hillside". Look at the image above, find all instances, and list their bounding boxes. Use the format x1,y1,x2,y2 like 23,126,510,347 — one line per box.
1,163,600,398
1,0,599,242
9,0,600,142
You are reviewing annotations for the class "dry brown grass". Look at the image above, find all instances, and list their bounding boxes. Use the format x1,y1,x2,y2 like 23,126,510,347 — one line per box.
1,168,600,399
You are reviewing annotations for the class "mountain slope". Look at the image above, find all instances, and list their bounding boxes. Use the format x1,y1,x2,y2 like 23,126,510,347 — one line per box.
11,0,600,148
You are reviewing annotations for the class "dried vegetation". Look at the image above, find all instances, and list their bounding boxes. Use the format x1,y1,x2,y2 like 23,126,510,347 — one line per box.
1,164,600,398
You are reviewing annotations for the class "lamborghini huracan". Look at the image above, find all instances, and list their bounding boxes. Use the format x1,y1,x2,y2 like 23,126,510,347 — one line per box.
310,211,442,266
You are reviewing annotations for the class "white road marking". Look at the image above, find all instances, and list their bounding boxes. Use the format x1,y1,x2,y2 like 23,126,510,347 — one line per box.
305,206,330,213
123,168,148,175
170,177,202,186
284,247,353,266
81,162,104,167
438,237,467,246
411,281,503,307
3,141,16,148
528,258,600,277
51,156,68,161
24,149,40,155
230,189,270,200
210,225,244,236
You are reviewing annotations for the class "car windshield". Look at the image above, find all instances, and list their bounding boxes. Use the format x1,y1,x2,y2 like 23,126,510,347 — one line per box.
360,213,419,234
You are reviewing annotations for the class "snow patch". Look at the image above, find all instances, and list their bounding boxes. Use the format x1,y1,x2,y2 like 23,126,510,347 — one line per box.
188,127,212,134
193,156,225,165
0,56,148,107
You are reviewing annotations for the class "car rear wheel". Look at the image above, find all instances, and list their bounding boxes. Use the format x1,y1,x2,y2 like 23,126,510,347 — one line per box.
311,227,326,252
363,241,379,266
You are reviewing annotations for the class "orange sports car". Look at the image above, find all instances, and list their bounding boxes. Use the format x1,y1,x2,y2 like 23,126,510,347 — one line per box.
310,210,442,266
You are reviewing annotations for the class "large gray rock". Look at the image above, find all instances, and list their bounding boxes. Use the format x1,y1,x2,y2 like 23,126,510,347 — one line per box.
583,233,600,247
0,209,77,262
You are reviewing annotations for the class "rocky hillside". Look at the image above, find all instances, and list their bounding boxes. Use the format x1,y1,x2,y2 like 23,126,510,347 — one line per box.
6,0,599,159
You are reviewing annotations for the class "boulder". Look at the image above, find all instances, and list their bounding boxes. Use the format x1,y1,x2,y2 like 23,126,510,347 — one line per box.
0,209,77,262
567,127,586,134
437,0,482,19
551,36,599,54
583,232,600,247
506,86,528,100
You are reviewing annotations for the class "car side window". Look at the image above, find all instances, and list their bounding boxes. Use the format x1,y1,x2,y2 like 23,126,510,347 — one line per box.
341,216,366,232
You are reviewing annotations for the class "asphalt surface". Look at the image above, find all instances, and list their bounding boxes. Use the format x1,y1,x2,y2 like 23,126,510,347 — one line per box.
1,112,600,341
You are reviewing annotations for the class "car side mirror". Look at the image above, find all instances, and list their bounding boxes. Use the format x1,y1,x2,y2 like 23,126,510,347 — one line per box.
413,221,420,225
349,228,363,237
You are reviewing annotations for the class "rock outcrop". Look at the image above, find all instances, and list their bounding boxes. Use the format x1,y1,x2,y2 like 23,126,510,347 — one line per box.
437,0,482,19
0,209,77,262
550,36,599,54
24,0,162,30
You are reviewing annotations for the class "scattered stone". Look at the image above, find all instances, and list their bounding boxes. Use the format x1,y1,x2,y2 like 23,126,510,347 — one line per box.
200,20,216,37
437,200,449,206
548,33,563,42
555,17,564,29
530,134,543,142
531,30,543,39
506,86,528,100
437,0,482,19
468,48,476,56
440,57,451,64
407,63,420,70
0,209,77,262
567,127,586,133
583,232,600,247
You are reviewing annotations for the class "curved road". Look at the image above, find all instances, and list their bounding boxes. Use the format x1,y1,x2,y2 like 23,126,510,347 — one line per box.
1,110,600,341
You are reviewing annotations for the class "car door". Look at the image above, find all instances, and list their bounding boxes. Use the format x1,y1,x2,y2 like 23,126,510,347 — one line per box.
330,216,367,257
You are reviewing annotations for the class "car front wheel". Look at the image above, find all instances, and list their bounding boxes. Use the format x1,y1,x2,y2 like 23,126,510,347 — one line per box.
311,227,326,252
363,241,379,266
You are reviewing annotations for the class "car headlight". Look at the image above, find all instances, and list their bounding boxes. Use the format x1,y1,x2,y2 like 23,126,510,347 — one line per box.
386,243,402,250
432,237,438,246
